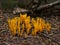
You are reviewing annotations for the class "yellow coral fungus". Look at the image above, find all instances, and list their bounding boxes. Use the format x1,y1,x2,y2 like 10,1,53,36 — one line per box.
7,14,51,36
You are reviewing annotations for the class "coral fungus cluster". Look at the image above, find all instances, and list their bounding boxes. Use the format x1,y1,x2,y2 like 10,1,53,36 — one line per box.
7,14,51,36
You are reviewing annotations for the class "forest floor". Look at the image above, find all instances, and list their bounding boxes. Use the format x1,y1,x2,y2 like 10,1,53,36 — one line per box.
0,13,60,45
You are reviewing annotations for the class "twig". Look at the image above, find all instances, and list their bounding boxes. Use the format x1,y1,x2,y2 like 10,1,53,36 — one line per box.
37,0,60,10
3,42,10,45
0,30,8,34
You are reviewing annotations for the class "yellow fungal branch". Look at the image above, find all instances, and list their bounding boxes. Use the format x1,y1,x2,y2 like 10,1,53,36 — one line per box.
7,14,51,36
17,17,21,36
20,24,24,36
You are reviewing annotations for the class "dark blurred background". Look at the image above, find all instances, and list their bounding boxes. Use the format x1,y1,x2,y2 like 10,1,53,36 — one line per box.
0,0,57,9
0,0,60,17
